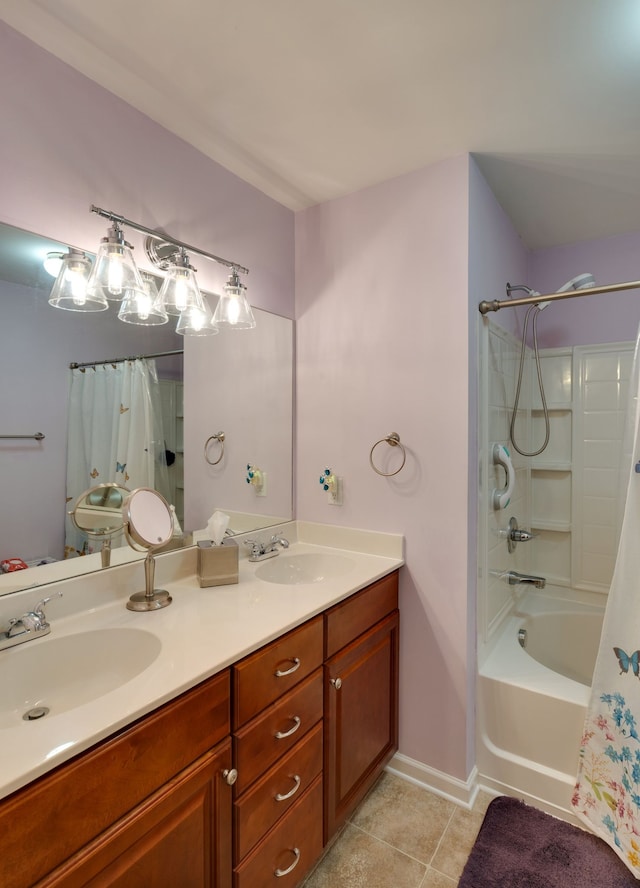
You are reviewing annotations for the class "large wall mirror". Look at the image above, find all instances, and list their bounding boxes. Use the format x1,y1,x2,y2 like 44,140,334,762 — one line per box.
0,222,293,597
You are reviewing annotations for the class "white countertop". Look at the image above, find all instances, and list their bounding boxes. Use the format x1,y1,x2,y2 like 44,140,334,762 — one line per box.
0,523,403,800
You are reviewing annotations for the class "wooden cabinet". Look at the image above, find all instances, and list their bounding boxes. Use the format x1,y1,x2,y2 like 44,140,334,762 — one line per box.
232,617,324,888
0,671,232,888
324,572,399,841
0,569,400,887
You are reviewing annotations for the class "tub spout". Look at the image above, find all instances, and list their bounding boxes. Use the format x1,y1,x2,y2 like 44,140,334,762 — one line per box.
506,570,546,589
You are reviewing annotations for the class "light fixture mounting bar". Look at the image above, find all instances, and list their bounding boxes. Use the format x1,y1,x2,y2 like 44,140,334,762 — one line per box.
90,205,249,275
478,279,640,314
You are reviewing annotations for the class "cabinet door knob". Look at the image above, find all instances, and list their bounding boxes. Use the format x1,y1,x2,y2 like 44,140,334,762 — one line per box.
274,715,301,739
274,657,301,678
275,847,300,877
275,774,301,802
222,768,238,786
330,677,342,690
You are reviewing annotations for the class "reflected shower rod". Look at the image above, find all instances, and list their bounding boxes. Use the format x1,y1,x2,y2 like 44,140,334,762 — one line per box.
90,205,249,275
478,279,640,315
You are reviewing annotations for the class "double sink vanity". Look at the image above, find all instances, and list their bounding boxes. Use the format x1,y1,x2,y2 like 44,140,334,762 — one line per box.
0,522,402,888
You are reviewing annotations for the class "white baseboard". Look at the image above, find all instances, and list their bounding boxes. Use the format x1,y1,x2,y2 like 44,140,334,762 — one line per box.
386,753,479,810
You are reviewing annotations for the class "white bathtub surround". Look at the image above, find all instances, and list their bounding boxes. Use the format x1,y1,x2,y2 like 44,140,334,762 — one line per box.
477,591,603,820
479,321,634,650
0,521,402,800
573,342,640,877
477,317,639,821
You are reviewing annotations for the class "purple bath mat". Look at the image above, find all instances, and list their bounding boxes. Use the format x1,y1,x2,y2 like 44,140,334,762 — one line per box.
458,796,637,887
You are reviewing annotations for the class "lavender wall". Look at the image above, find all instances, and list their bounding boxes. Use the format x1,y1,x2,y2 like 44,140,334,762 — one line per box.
0,22,294,319
469,162,530,342
529,231,640,348
296,156,473,779
0,22,294,564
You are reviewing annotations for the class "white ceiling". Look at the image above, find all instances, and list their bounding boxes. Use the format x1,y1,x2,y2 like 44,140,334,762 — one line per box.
3,0,640,249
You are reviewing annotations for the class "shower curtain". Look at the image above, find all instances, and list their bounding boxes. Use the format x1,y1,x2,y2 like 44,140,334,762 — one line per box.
573,331,640,876
65,359,169,558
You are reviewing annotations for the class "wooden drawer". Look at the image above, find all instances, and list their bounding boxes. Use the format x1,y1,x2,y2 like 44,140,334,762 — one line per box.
234,776,323,888
234,670,323,794
0,670,230,888
233,616,323,729
234,722,322,862
325,571,398,659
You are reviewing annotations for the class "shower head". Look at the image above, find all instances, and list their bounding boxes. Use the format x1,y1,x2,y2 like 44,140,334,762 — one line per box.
557,272,595,293
505,283,539,298
505,273,596,311
536,272,596,310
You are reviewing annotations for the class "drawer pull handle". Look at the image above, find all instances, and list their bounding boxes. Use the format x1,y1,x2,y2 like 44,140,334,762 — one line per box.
275,715,301,740
330,677,342,690
275,658,301,678
275,847,300,878
275,774,301,802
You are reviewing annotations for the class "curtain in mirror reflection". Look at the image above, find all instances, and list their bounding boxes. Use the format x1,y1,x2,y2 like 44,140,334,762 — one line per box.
64,359,170,558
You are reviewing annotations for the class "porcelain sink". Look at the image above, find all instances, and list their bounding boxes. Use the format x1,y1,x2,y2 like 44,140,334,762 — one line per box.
255,552,355,585
0,627,161,727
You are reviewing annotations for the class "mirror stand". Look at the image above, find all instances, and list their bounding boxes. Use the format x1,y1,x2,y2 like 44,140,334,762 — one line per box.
122,487,175,612
126,550,172,612
101,538,111,569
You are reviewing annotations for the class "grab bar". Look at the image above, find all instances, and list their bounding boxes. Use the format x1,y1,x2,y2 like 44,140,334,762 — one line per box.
491,444,515,510
0,433,45,441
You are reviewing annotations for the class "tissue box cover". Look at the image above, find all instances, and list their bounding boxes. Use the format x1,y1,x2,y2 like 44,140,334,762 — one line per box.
197,538,239,587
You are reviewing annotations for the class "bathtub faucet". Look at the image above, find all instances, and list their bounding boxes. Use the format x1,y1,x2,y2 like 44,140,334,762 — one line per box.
506,570,546,589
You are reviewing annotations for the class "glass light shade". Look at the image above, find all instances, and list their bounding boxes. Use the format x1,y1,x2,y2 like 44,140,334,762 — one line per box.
48,250,106,312
43,252,65,277
118,274,168,326
211,272,256,330
86,239,146,302
176,300,217,336
157,264,206,316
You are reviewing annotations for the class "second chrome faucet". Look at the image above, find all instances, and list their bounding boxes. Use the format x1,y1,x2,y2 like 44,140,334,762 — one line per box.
245,534,290,562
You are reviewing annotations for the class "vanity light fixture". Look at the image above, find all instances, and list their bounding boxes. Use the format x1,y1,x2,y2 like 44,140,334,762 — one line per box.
86,221,146,303
176,300,218,336
156,249,207,317
43,251,65,278
211,268,256,330
48,249,106,312
117,272,168,326
88,205,254,332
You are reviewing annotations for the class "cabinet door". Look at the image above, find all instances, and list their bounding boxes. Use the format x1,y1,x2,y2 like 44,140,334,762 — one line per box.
1,671,230,888
324,610,399,841
41,740,233,888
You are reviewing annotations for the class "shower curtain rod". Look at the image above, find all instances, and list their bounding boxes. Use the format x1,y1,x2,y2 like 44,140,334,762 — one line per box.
69,349,184,370
478,279,640,315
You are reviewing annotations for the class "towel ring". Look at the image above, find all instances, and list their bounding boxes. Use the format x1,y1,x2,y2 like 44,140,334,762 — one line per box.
204,431,225,466
369,432,406,477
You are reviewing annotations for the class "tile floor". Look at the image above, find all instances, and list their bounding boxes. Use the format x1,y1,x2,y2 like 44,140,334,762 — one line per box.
301,772,494,888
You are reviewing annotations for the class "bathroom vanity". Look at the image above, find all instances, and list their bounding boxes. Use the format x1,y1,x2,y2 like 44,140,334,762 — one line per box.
0,529,401,888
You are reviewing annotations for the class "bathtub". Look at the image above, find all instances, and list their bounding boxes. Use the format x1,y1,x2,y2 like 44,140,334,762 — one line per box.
477,590,605,819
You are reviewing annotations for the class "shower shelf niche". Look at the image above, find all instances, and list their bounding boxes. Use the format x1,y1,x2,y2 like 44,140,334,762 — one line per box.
531,519,572,533
530,461,572,471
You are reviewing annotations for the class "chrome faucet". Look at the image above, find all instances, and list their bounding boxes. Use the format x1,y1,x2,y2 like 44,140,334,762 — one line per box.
245,534,290,562
0,591,63,651
506,570,546,589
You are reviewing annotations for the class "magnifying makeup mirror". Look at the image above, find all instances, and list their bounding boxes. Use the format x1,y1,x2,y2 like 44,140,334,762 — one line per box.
122,487,174,612
69,482,129,568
